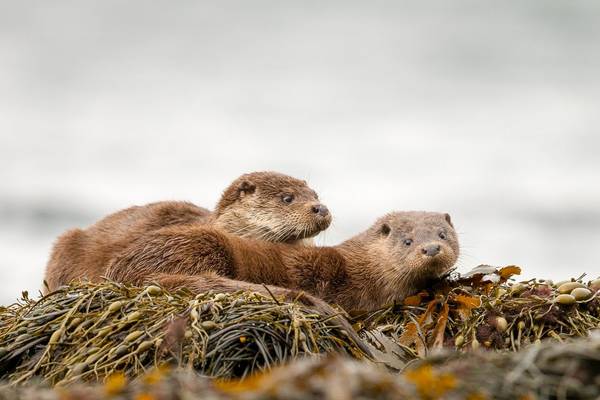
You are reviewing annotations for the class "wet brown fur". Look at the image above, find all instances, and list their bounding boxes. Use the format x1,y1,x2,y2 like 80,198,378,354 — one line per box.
105,211,459,314
44,172,331,293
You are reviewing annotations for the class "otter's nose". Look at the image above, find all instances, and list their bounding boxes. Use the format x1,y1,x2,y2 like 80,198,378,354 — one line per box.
421,244,441,257
311,204,329,217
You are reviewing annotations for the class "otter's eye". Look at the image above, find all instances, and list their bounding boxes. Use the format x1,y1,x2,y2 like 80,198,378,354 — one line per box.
404,239,413,246
282,195,294,204
439,232,447,240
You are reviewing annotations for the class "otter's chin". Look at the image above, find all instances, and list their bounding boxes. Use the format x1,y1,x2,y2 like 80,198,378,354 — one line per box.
418,256,455,277
281,228,321,244
315,217,332,232
280,218,330,244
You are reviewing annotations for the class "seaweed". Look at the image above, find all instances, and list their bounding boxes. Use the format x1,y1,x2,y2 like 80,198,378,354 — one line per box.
358,266,600,366
0,281,367,385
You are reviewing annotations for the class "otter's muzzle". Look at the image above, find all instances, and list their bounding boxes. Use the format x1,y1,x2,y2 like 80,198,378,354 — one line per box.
421,244,441,257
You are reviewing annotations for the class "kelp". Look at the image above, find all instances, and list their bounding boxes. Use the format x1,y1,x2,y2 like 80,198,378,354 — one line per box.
1,335,599,399
402,333,600,400
1,265,599,396
358,266,600,365
0,282,367,385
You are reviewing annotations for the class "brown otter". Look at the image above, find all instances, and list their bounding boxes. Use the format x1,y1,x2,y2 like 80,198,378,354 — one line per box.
105,211,459,314
44,171,331,292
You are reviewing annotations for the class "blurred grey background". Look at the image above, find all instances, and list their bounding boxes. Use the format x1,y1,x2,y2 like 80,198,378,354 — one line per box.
1,1,599,304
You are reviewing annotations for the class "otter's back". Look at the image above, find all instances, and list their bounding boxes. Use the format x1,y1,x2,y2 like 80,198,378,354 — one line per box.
44,201,210,291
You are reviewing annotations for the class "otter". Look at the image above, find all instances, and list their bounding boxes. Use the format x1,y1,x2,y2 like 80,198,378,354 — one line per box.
44,171,331,292
105,211,459,314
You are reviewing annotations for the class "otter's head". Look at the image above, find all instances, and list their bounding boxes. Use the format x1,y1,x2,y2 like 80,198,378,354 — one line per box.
363,211,459,300
213,171,331,243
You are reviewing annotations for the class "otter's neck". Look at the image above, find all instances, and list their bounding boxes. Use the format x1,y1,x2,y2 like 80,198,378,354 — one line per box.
335,239,412,313
211,211,259,238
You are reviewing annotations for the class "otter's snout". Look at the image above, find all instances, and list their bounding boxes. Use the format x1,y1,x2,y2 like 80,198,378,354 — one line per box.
421,244,441,257
311,204,329,218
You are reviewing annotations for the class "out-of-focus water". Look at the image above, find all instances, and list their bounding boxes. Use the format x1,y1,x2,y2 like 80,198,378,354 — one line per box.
1,1,599,305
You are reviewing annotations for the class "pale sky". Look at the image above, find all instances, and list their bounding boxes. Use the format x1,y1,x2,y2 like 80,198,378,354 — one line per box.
1,0,599,304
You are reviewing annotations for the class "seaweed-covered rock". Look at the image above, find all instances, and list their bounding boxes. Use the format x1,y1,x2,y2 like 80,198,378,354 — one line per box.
359,266,600,364
0,282,367,385
404,333,600,399
1,336,599,399
1,265,599,396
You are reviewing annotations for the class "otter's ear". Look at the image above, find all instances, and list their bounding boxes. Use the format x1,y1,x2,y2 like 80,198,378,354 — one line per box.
444,213,453,227
379,223,391,237
238,181,256,197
